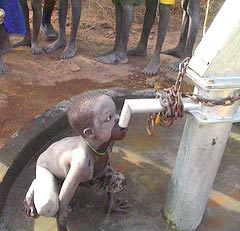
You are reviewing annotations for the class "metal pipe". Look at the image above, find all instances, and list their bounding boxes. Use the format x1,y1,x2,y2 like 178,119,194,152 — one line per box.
163,87,239,231
118,98,201,128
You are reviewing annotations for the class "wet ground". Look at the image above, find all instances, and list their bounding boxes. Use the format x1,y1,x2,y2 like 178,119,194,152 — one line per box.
0,114,239,231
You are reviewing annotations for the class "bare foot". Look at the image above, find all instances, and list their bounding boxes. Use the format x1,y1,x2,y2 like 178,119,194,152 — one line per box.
165,60,180,72
0,60,8,74
41,23,57,41
142,55,160,75
23,197,39,218
44,38,66,53
3,37,11,54
161,46,184,58
11,36,31,48
96,51,128,64
31,41,43,54
127,45,147,56
61,43,77,59
95,48,116,57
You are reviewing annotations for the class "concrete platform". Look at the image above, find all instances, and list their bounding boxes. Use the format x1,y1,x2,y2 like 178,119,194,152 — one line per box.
0,114,239,231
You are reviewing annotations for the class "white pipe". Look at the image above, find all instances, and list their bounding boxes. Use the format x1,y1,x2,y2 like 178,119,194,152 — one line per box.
118,98,201,128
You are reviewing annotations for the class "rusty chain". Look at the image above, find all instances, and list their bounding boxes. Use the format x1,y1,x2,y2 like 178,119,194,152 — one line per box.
146,57,240,136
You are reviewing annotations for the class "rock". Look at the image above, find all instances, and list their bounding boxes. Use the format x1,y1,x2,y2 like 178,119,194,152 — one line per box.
70,64,80,72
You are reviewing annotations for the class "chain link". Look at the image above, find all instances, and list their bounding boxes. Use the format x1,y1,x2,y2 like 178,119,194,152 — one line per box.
146,57,240,136
183,92,240,107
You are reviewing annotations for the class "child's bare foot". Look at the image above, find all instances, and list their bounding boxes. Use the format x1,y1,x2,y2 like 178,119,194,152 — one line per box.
61,43,77,59
41,23,57,41
44,38,66,54
12,36,31,48
95,49,116,57
96,51,128,64
31,41,43,54
165,60,181,72
142,54,160,75
23,197,38,218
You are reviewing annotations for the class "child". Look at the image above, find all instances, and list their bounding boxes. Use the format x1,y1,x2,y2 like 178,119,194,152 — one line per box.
0,1,26,74
44,0,82,59
23,92,130,231
96,0,142,65
13,0,57,54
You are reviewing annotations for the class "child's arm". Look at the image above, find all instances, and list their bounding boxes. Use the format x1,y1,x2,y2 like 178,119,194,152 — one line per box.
58,159,93,226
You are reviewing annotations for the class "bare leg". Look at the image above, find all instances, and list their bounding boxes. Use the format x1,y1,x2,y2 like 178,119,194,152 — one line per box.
31,0,43,54
127,0,158,56
42,0,57,41
166,0,200,72
183,0,200,57
162,0,189,58
95,3,122,57
44,0,67,54
61,0,82,59
12,0,31,48
142,4,170,75
96,4,134,64
0,25,8,74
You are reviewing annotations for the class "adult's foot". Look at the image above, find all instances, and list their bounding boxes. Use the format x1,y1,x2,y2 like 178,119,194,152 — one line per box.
95,48,116,57
0,60,8,74
41,23,57,41
161,46,184,58
61,42,77,59
44,38,66,53
11,36,31,48
31,41,43,54
96,51,128,64
142,55,160,75
165,60,180,72
127,45,147,56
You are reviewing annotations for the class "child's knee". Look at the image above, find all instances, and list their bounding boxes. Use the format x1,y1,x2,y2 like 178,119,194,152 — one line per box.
36,197,59,217
106,171,126,194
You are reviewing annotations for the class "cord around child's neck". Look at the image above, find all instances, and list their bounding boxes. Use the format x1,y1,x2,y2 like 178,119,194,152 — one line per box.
83,138,109,157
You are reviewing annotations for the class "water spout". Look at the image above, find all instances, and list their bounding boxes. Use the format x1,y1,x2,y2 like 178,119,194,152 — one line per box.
118,97,201,128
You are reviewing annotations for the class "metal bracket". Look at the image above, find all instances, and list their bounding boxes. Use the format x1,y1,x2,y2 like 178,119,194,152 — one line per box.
187,68,240,90
187,106,240,125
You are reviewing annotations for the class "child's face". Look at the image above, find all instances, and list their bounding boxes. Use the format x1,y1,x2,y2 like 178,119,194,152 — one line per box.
93,95,127,143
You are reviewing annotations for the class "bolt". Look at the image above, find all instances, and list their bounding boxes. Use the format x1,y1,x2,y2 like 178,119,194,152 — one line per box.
200,114,207,120
205,79,215,84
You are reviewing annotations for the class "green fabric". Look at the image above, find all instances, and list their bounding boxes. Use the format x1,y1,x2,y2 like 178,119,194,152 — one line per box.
112,0,146,6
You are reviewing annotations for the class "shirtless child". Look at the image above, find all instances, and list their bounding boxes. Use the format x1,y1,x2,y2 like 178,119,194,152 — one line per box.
23,92,129,231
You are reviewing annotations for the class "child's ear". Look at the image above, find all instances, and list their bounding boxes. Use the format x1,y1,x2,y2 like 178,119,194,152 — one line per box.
83,128,95,139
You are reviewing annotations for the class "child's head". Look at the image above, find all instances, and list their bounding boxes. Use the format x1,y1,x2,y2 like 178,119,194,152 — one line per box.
67,92,127,143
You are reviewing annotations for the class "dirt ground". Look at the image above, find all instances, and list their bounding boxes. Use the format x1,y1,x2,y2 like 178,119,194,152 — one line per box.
0,3,206,149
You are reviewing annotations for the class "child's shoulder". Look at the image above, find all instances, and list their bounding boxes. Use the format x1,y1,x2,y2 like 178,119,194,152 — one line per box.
46,136,83,154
